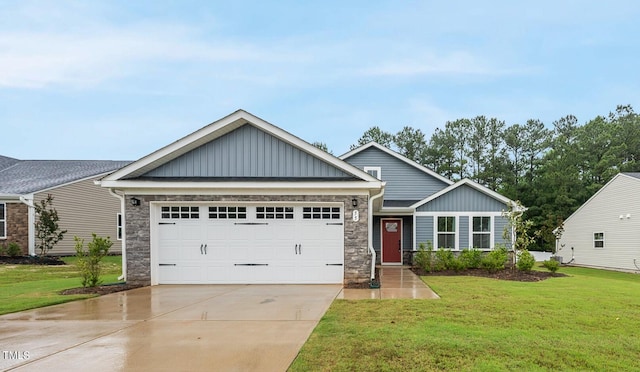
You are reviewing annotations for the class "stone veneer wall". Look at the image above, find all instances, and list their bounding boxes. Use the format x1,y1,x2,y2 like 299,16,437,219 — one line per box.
125,194,370,286
4,202,29,255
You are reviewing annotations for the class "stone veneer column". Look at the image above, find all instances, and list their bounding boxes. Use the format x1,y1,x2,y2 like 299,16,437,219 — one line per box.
5,202,29,255
124,194,371,286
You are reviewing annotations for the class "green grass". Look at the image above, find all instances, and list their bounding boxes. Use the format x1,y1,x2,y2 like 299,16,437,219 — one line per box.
290,266,640,371
0,255,122,315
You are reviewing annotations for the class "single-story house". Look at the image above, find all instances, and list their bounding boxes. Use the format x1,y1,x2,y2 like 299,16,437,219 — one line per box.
0,156,130,255
556,172,640,272
99,110,517,286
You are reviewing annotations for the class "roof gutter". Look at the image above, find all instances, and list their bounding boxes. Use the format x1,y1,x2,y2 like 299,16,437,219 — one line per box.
368,187,385,281
108,188,127,282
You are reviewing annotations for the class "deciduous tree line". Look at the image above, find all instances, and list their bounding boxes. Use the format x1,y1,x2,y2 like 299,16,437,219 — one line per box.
345,105,640,250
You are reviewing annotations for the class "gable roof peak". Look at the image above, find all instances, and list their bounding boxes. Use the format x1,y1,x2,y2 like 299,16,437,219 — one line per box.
340,141,453,185
102,110,381,183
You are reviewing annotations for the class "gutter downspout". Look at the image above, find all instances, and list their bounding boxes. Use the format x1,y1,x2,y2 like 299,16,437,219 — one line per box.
368,187,385,281
108,188,127,282
19,195,35,256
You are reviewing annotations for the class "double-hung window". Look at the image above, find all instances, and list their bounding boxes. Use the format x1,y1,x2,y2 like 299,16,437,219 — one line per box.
594,232,604,248
0,203,5,239
437,216,455,249
472,216,491,249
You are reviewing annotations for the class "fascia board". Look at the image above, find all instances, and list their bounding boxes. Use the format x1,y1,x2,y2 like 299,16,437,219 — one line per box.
99,179,383,191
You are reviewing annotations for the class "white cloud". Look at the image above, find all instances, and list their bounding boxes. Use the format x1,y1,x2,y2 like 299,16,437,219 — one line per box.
0,21,297,89
361,50,537,78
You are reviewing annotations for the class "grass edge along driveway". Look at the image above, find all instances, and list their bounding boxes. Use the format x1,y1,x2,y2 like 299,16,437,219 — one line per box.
290,266,640,371
0,256,122,315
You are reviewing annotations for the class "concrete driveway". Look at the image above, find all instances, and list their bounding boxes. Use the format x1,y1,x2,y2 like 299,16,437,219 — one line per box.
0,285,341,371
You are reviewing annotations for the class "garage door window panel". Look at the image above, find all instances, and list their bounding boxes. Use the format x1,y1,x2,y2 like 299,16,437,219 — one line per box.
256,206,294,219
303,207,341,220
161,206,199,219
209,206,247,219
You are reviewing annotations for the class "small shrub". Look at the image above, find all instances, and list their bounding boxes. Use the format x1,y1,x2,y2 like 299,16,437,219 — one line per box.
449,256,466,272
543,259,560,273
75,234,113,287
516,250,536,271
434,248,455,271
0,243,5,256
414,242,434,272
459,248,482,269
481,245,508,272
6,242,21,257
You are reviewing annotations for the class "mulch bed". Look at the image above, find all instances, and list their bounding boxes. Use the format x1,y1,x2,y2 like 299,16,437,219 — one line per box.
60,283,143,296
411,267,567,282
0,255,65,265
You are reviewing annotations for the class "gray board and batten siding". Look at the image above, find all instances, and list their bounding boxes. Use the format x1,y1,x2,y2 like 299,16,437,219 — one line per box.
343,146,449,200
416,184,508,212
141,124,353,179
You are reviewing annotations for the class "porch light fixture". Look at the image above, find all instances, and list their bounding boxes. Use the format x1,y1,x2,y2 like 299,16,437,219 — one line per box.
130,197,140,206
352,198,358,207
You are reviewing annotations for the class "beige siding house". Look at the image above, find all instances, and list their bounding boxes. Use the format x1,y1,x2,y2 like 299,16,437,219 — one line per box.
557,173,640,272
33,177,123,255
0,156,130,256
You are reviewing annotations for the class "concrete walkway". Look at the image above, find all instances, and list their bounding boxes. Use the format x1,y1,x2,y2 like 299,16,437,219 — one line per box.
337,266,440,300
0,284,341,371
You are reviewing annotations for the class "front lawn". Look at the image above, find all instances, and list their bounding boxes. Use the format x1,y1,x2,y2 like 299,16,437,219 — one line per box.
0,256,122,315
291,266,640,371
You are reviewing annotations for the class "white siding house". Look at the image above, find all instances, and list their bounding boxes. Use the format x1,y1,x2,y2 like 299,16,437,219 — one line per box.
557,173,640,272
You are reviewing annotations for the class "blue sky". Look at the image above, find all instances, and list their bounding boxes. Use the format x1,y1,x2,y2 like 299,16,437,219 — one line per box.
2,1,639,160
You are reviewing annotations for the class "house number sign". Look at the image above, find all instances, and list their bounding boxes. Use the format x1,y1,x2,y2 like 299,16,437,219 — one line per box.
352,210,359,222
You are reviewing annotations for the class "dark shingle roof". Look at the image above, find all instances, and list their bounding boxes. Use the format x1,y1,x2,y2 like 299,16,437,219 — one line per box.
0,157,131,195
623,172,640,180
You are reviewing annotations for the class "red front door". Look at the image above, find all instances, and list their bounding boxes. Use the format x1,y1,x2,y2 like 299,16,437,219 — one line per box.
382,219,402,264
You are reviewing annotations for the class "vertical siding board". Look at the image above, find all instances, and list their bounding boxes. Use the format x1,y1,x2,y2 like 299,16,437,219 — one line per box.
417,185,507,212
141,124,352,178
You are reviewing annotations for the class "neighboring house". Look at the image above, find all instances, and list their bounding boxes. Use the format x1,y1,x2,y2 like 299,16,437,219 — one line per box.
0,156,131,255
99,110,518,286
556,173,640,272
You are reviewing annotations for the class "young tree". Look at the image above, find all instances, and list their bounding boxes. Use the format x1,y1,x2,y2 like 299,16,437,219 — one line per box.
34,194,67,256
350,126,394,149
394,126,427,163
311,141,333,154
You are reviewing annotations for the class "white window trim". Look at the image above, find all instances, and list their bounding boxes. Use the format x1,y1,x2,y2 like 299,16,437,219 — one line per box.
435,215,457,250
416,212,504,251
364,166,382,180
469,215,493,251
593,232,605,249
117,213,122,241
0,202,6,239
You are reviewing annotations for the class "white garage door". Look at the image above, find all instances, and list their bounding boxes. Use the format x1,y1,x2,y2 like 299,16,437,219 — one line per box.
155,204,344,284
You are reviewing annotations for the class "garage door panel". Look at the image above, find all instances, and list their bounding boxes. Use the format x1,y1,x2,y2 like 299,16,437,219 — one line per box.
156,204,344,284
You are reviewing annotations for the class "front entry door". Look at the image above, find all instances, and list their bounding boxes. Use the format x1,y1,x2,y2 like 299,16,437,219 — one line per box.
382,219,402,264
